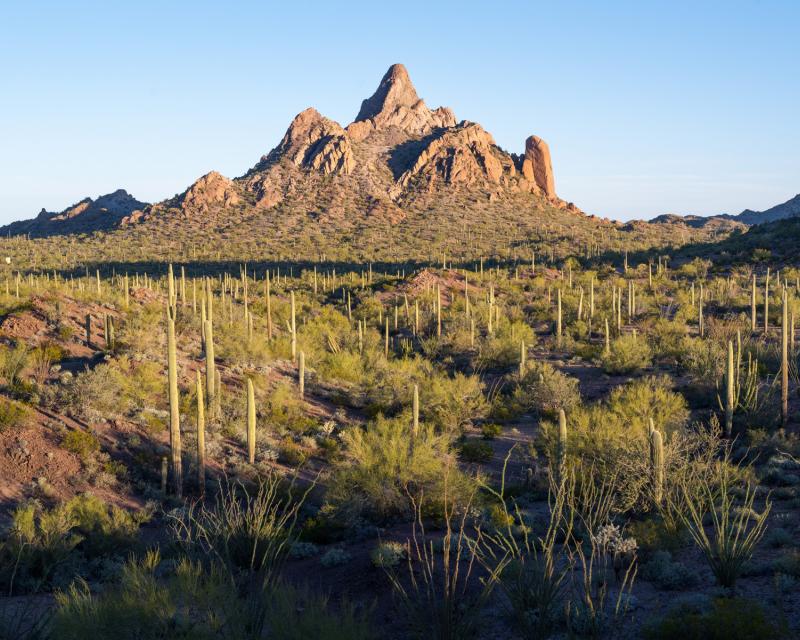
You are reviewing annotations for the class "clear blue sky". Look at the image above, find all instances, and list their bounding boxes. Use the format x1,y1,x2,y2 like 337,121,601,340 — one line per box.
1,1,798,223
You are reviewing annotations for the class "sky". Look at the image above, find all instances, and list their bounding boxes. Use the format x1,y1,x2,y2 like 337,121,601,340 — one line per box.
1,0,798,224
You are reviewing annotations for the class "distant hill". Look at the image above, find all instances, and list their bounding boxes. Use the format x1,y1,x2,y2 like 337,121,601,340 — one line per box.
720,193,800,225
2,189,147,237
645,193,800,232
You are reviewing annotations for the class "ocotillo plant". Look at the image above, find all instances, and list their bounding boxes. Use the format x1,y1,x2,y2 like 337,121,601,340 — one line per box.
166,304,182,497
196,371,205,494
650,429,664,506
247,378,256,464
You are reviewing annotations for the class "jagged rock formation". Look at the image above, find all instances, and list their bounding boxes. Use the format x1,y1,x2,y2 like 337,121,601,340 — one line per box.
521,136,556,199
260,108,354,176
2,189,147,237
3,63,571,237
347,63,456,141
237,63,564,211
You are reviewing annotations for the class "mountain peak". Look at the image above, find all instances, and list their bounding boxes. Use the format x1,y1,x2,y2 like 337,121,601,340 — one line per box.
355,63,420,122
349,64,456,140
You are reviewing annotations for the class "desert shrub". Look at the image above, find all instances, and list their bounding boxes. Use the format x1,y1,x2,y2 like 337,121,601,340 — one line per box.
320,547,352,567
477,320,536,369
61,429,100,461
277,439,308,466
0,396,32,432
266,382,316,435
459,439,493,463
62,429,100,461
514,361,581,418
370,541,405,568
601,333,652,374
364,357,487,435
0,342,30,388
606,375,689,436
60,362,132,420
642,597,786,640
640,551,699,590
649,318,686,361
171,474,309,582
51,552,374,640
326,416,466,523
66,493,148,558
481,423,502,439
681,336,725,381
0,501,82,593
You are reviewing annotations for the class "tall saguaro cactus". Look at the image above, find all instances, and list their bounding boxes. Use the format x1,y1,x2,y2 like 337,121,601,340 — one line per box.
290,290,297,359
247,378,256,464
556,288,563,347
650,429,664,506
298,351,305,397
725,339,735,437
196,371,205,494
412,383,419,436
166,305,182,497
204,318,216,418
557,409,567,481
781,286,789,427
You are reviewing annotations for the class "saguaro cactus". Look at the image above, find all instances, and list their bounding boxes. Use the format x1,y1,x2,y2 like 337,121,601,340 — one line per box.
166,305,182,497
725,339,734,437
290,290,297,359
764,267,770,334
751,274,757,333
556,288,563,347
412,383,419,436
196,371,205,494
519,340,527,378
298,351,305,397
85,314,92,348
650,429,664,506
247,378,256,464
204,319,216,417
781,286,789,427
557,409,567,481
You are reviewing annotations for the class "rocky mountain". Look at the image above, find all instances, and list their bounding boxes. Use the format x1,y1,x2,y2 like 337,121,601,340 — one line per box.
646,193,800,232
721,193,800,225
6,64,578,238
2,189,147,237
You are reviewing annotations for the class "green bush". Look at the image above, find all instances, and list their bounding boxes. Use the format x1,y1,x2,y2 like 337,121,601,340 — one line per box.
459,439,493,463
0,396,32,432
481,423,502,440
515,362,580,418
642,598,787,640
62,429,100,461
326,416,467,523
601,333,652,374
